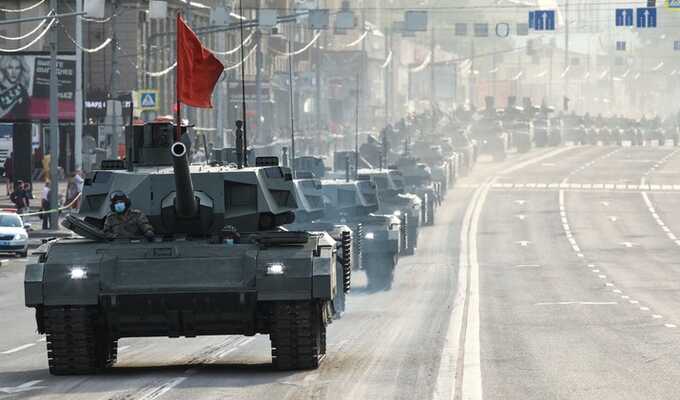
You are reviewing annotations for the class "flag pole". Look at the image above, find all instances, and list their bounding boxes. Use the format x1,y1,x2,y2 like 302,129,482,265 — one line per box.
238,0,248,166
176,13,182,142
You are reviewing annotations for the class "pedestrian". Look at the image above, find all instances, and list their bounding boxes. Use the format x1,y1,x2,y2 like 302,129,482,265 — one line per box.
10,180,30,214
41,181,50,229
65,174,80,210
3,153,12,195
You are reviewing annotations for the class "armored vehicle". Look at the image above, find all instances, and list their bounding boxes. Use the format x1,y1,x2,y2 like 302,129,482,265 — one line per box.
357,169,422,256
391,156,438,226
322,179,401,291
286,177,355,316
469,117,509,161
25,121,339,374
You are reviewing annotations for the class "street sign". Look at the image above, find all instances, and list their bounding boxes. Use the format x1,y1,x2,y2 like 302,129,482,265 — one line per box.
474,23,489,37
136,90,159,112
405,10,428,31
309,9,330,29
531,10,555,31
516,23,529,36
455,23,468,36
616,41,626,51
636,7,657,28
615,9,634,26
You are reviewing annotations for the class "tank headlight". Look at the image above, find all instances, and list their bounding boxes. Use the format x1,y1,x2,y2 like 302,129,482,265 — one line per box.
266,262,286,275
365,232,375,240
69,267,87,280
13,233,27,240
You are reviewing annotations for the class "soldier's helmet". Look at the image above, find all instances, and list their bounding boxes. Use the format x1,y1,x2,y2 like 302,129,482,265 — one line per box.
109,191,131,212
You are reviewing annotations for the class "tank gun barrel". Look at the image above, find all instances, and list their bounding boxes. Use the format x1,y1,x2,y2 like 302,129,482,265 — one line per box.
170,141,198,218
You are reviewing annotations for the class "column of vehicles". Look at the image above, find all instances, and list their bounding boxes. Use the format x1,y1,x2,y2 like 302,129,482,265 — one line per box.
23,116,476,375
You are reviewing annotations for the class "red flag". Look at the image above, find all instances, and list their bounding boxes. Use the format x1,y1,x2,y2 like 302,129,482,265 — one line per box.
176,14,224,108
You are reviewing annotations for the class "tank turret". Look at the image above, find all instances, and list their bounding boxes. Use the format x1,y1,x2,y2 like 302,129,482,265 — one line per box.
78,120,297,236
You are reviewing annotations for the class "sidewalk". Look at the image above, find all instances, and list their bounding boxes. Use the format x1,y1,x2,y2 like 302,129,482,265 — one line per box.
0,180,75,243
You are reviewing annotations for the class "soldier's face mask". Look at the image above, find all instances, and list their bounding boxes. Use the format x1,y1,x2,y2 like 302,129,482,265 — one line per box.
113,202,126,214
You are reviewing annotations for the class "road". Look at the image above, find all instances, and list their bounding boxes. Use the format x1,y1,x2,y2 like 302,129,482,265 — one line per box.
1,145,680,399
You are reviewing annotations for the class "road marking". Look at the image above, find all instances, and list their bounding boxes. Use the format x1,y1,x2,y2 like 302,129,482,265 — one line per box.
516,241,531,247
513,264,541,268
598,275,607,279
514,199,526,205
605,283,614,287
621,295,630,299
665,324,677,328
629,300,639,304
138,377,187,400
2,343,36,355
608,216,618,222
640,307,650,311
434,179,488,400
613,289,622,293
516,214,526,220
534,301,618,306
652,314,663,319
0,380,46,394
620,242,637,248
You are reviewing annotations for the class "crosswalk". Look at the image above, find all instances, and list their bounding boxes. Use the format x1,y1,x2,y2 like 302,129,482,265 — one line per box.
457,182,680,192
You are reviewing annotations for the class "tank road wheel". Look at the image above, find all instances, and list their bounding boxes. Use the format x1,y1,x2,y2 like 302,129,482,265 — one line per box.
44,306,117,375
271,302,327,370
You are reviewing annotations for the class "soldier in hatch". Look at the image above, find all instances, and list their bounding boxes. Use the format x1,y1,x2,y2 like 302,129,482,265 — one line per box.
103,191,155,241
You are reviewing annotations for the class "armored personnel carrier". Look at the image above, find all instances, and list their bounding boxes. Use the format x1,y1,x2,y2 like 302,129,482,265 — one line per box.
25,120,339,374
322,179,401,291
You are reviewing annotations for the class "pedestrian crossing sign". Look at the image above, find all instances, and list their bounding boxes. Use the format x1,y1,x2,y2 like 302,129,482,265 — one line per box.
136,90,160,112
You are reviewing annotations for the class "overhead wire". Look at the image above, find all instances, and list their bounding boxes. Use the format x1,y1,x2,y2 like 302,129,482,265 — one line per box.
61,25,112,53
0,16,55,53
0,0,46,13
270,32,321,56
0,10,53,41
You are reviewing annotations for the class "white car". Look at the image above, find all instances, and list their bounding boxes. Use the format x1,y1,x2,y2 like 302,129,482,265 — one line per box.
0,212,29,257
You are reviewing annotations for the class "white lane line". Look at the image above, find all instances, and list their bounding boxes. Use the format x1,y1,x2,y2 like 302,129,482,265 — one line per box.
434,179,487,400
0,380,47,394
665,324,677,328
512,264,541,268
652,314,663,319
640,307,650,311
612,289,622,294
138,377,187,400
460,178,490,400
1,343,36,355
516,241,531,247
629,300,639,304
534,301,618,306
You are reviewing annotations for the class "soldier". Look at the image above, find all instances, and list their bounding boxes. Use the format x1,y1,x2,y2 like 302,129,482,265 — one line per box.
103,191,155,240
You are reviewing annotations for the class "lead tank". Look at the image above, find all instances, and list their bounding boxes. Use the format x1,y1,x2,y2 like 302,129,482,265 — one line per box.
24,121,338,374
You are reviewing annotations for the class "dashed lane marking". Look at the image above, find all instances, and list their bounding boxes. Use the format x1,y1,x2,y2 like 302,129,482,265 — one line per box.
534,301,618,306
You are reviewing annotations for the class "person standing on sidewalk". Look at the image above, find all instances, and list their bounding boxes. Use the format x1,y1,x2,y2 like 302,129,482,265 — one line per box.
10,180,29,214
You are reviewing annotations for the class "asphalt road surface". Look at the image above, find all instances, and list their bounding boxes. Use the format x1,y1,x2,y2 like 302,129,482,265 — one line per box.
2,145,680,399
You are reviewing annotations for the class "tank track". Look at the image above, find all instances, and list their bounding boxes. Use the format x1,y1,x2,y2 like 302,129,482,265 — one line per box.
354,224,363,271
340,230,352,293
427,196,435,226
44,306,117,375
400,213,408,255
270,301,326,370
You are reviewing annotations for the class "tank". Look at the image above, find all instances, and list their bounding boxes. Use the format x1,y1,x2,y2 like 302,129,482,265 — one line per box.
24,120,339,374
391,156,439,226
286,177,357,316
322,179,401,291
357,168,422,256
